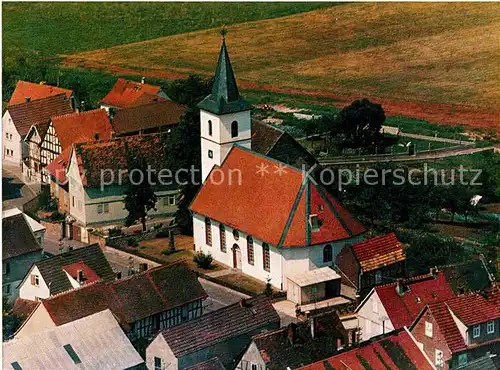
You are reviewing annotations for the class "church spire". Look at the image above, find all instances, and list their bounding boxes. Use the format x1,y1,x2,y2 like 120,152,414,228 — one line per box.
197,30,250,115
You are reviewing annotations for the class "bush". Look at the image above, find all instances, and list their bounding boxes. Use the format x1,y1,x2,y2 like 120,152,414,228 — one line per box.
49,211,65,222
193,251,213,269
108,227,122,237
127,237,139,247
154,223,163,230
264,279,273,297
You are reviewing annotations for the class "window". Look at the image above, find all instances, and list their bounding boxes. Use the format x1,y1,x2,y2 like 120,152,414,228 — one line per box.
375,270,382,284
208,149,213,159
263,243,270,272
425,321,433,338
205,218,212,246
435,349,444,368
309,214,320,231
208,120,213,136
372,300,378,314
231,121,238,138
473,324,480,338
72,196,75,207
323,244,333,263
3,262,10,275
63,344,82,364
233,229,239,240
220,224,227,253
11,362,22,370
458,353,468,367
251,365,257,370
97,204,103,214
154,357,163,370
247,236,254,265
30,274,40,287
4,284,11,295
163,195,176,206
487,320,495,334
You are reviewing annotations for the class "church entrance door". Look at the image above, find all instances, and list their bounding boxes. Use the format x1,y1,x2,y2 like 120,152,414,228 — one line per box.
232,244,242,269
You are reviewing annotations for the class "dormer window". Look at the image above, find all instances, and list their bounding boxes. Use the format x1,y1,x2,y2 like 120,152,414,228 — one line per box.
318,204,324,212
309,215,321,231
231,121,238,138
473,324,480,338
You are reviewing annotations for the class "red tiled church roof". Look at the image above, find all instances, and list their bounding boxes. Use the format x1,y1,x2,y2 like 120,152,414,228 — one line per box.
351,233,405,272
298,328,433,370
9,81,73,106
51,109,113,150
373,272,455,328
100,78,165,108
190,146,365,247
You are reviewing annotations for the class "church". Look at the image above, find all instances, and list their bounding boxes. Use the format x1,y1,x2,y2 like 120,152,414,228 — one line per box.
190,37,366,290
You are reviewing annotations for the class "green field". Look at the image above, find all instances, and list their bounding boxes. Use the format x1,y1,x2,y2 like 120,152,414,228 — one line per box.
2,2,334,55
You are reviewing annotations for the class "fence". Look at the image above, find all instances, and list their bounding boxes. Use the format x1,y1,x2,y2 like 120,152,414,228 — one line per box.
106,225,178,249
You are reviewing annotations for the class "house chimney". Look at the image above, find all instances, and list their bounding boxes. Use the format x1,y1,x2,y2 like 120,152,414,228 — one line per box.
77,270,84,282
239,298,247,307
396,278,404,296
25,97,31,103
39,81,46,85
141,77,145,84
430,267,438,278
288,323,296,345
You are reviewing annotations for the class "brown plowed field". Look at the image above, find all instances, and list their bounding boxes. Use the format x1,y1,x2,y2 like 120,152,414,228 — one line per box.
63,2,500,130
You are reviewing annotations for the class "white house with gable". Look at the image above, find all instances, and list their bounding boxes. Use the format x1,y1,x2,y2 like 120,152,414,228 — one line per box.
190,38,366,291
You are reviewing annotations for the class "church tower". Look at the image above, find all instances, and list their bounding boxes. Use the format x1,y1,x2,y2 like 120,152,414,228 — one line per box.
197,35,251,182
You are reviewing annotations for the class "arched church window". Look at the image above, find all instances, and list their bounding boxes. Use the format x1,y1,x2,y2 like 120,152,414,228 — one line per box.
323,244,333,263
205,218,212,246
263,243,270,272
220,224,226,253
231,121,238,138
247,236,254,265
208,120,213,136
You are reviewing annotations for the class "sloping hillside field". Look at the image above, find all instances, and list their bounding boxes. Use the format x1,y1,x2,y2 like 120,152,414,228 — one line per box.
50,3,500,128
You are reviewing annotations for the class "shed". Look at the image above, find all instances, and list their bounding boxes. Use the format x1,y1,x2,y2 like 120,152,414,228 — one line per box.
287,267,341,305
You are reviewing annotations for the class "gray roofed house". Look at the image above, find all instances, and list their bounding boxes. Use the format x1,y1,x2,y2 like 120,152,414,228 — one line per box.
146,297,280,370
3,309,145,370
2,210,44,304
18,243,115,301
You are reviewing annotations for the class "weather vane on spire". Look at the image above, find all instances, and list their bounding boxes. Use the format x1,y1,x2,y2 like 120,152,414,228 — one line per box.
220,26,228,40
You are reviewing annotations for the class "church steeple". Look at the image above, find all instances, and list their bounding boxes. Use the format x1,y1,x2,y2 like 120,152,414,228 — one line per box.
197,34,250,115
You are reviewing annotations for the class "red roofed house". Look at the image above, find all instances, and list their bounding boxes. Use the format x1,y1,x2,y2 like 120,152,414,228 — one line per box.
15,262,207,342
2,94,73,168
190,38,366,291
355,270,456,341
335,233,406,295
65,134,179,242
99,77,168,111
297,327,434,370
410,290,500,369
24,108,112,184
9,80,77,110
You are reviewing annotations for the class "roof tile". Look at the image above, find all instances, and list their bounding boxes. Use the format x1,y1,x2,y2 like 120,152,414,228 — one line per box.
100,78,163,108
351,233,404,272
190,146,365,247
9,81,73,106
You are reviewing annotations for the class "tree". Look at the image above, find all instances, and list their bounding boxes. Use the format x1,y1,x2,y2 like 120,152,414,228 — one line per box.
400,231,465,276
331,99,386,152
163,75,212,234
124,156,157,232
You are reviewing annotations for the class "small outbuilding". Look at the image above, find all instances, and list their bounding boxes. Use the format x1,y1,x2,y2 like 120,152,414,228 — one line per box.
287,267,341,305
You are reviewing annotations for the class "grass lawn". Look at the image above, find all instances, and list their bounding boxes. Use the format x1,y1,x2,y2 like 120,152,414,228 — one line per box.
2,2,334,55
65,3,500,109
